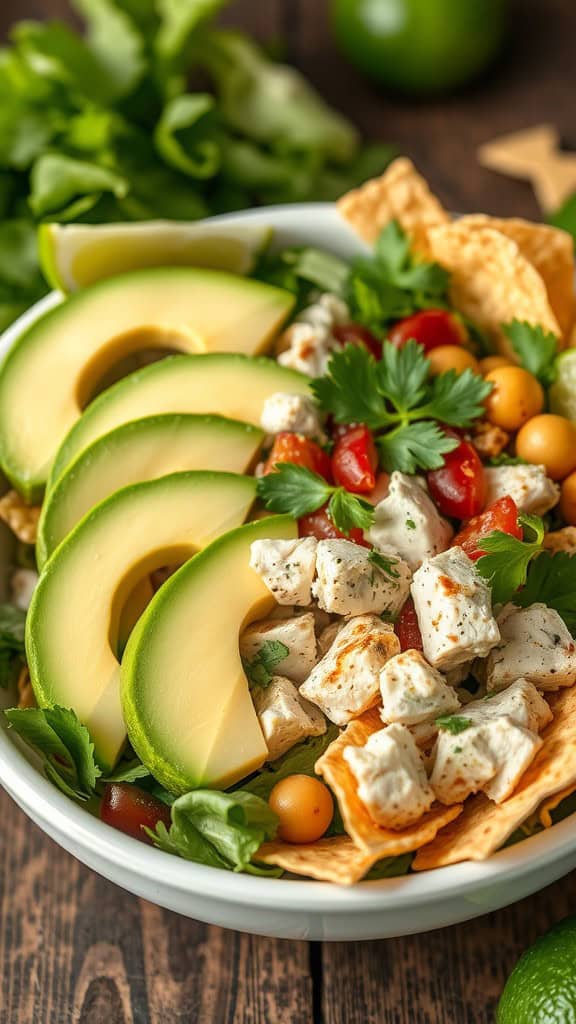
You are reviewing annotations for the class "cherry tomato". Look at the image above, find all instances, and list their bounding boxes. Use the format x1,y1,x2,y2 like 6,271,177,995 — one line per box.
331,424,378,493
560,471,576,525
427,345,480,376
332,322,382,359
516,414,576,481
388,309,466,352
452,496,522,560
426,430,486,519
365,472,390,505
269,774,334,843
395,598,423,652
100,783,171,844
263,432,332,480
298,506,369,546
484,366,544,432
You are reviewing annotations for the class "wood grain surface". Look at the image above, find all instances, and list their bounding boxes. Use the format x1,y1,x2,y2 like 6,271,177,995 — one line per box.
2,1,576,1021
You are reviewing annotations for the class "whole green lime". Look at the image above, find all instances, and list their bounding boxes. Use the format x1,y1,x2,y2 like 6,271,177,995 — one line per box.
331,0,507,95
497,916,576,1024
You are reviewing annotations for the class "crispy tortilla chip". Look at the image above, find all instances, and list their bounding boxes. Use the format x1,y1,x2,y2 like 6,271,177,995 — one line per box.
255,835,379,885
337,157,449,255
413,687,576,870
457,214,574,339
0,489,40,544
315,709,462,858
538,783,576,828
427,223,561,355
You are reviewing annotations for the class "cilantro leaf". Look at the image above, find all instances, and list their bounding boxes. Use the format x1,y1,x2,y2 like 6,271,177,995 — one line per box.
4,705,101,799
0,604,26,688
368,549,400,579
435,715,473,734
242,640,289,689
502,320,558,387
421,368,493,427
256,463,375,535
327,488,375,535
476,513,545,604
376,338,429,414
513,551,576,635
101,758,151,784
488,453,527,467
311,344,392,429
377,421,458,474
549,194,576,240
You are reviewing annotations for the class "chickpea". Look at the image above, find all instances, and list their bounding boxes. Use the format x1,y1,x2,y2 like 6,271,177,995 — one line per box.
269,774,334,844
479,355,514,375
484,366,544,432
560,470,576,523
516,414,576,481
427,345,480,377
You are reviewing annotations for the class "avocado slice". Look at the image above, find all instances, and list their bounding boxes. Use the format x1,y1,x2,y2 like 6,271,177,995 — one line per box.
26,471,257,770
37,413,264,567
49,354,310,489
121,515,298,793
0,268,294,500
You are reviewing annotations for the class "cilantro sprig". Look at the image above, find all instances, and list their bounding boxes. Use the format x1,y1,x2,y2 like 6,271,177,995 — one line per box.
368,550,400,579
476,513,545,604
256,463,375,535
242,640,289,689
312,340,491,474
435,715,473,734
512,551,576,635
502,320,558,387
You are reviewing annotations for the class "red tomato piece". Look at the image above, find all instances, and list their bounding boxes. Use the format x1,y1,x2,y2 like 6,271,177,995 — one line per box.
388,309,466,353
452,495,522,560
395,598,423,652
100,783,171,844
426,430,486,519
331,424,378,494
263,432,332,480
332,322,382,359
298,506,369,546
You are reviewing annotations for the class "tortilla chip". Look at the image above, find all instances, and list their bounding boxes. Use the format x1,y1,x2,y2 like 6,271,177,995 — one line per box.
255,835,379,885
427,223,561,355
337,157,449,255
0,489,40,544
457,214,574,339
315,709,463,858
538,783,576,828
413,686,576,870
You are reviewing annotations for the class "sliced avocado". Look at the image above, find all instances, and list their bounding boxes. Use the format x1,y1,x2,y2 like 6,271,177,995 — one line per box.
26,472,257,770
121,515,298,794
37,413,264,567
0,268,294,500
49,354,310,489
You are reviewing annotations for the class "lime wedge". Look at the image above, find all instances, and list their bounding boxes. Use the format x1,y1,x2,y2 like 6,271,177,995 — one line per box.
39,220,273,293
549,349,576,421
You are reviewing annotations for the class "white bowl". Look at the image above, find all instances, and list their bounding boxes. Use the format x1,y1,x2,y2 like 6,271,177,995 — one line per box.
1,204,576,941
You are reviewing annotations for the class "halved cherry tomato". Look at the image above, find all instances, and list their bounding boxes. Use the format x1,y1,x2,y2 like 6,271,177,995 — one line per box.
452,495,522,560
395,598,423,651
426,430,486,519
298,506,369,546
388,309,466,352
263,432,332,480
332,322,382,359
100,783,171,844
331,424,378,493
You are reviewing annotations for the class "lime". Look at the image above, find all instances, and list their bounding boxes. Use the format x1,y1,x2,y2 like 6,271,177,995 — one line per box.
39,220,272,293
497,916,576,1023
331,0,507,95
549,349,576,421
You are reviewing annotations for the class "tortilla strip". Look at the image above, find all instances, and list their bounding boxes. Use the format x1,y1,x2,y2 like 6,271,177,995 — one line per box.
0,489,40,544
315,709,462,858
337,157,449,255
255,835,379,885
427,223,560,355
413,686,576,870
538,783,576,829
457,214,574,339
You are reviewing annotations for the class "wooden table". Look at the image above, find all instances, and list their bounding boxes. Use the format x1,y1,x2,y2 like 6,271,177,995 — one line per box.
2,1,576,1020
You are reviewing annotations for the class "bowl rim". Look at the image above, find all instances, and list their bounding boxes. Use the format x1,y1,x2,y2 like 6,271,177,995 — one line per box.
1,201,575,912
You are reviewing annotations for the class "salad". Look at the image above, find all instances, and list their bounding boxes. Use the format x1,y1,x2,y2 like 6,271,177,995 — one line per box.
1,156,576,885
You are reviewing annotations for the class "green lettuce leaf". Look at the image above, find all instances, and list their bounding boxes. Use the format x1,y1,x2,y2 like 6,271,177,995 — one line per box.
0,604,26,688
4,705,102,799
154,93,220,178
71,0,146,100
29,153,129,218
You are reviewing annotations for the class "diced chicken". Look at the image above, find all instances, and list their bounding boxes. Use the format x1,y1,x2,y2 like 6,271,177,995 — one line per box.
312,539,411,616
484,464,560,516
240,612,318,684
300,614,399,725
444,662,473,687
260,392,324,440
379,649,460,726
470,420,510,459
343,723,434,829
277,293,350,377
430,716,542,805
317,620,343,657
411,547,500,670
297,293,350,330
252,676,326,760
466,678,552,733
544,527,576,554
366,472,453,571
10,568,38,611
485,603,576,692
250,537,317,605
